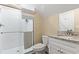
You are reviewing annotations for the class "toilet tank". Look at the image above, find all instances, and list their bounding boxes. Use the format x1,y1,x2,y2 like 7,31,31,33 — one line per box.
42,35,48,45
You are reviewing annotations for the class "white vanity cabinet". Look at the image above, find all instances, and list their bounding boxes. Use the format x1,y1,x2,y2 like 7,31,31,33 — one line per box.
59,10,74,31
48,37,79,54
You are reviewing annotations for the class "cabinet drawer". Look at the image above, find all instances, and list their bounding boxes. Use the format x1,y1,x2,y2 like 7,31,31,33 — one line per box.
49,38,79,50
49,42,73,54
50,40,78,53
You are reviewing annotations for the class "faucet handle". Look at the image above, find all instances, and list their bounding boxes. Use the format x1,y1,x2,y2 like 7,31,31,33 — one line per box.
0,24,4,27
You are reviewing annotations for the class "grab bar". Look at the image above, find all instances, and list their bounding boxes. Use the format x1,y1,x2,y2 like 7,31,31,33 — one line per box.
0,31,32,34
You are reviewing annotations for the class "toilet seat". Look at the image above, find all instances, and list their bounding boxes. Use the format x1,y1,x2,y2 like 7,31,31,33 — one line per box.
33,43,46,51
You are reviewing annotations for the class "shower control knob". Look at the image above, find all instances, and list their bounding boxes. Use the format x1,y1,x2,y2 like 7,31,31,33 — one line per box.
0,24,4,27
0,32,3,34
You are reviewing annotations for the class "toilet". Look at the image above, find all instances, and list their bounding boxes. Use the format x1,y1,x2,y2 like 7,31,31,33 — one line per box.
33,35,48,53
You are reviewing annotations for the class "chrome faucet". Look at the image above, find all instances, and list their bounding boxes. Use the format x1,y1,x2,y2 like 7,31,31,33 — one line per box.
66,29,73,36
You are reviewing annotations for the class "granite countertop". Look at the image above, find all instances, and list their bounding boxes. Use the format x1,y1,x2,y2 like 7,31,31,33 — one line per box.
48,35,79,43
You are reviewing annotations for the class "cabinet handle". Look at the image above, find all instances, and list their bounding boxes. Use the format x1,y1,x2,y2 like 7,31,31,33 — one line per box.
57,49,64,53
60,51,64,53
57,50,60,52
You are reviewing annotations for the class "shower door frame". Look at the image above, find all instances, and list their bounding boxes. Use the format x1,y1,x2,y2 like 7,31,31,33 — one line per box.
22,13,34,53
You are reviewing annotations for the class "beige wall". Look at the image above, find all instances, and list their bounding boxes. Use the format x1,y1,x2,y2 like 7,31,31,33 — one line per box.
22,10,42,44
34,13,42,44
42,15,59,36
74,8,79,32
42,8,79,36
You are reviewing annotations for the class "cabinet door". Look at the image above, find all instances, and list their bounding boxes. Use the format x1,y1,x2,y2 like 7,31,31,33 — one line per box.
49,44,61,54
48,38,60,54
59,11,74,31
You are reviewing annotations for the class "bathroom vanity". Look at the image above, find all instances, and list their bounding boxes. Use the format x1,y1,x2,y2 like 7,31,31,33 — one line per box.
48,35,79,54
46,8,79,54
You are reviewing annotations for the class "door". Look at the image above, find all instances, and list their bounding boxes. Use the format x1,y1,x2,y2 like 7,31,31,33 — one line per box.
0,5,23,54
21,15,33,53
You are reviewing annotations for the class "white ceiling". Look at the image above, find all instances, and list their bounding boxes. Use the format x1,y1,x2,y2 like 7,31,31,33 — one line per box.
20,4,79,17
20,4,36,11
35,4,79,17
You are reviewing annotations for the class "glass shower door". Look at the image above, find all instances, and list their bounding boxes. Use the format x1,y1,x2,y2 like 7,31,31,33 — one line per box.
22,15,33,53
0,5,23,54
